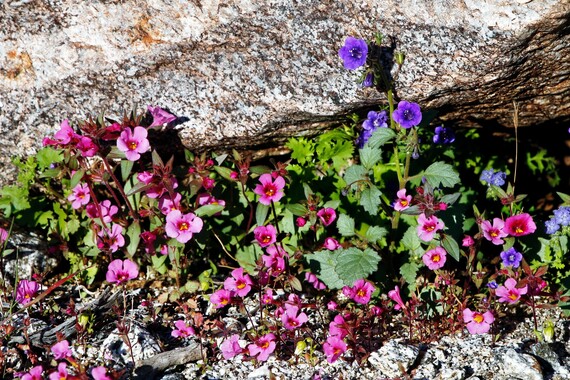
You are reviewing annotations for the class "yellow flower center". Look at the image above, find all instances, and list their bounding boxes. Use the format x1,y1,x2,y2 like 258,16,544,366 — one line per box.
400,200,408,207
490,231,498,237
129,141,138,150
508,293,518,301
265,187,275,196
425,225,435,232
432,254,440,263
473,313,484,323
179,222,189,231
515,226,524,234
237,281,246,290
262,235,271,243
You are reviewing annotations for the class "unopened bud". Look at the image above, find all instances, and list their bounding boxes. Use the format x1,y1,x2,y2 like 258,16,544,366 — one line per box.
395,52,405,66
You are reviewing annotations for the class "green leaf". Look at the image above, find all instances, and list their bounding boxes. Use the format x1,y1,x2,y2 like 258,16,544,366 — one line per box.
367,128,396,148
343,165,367,191
255,203,270,227
337,214,355,237
305,250,344,289
365,225,388,243
402,226,425,258
213,166,234,181
286,203,308,217
126,221,141,256
151,254,168,275
336,247,381,285
69,169,86,189
359,146,381,170
194,204,225,217
235,245,261,274
441,234,460,261
422,162,460,188
360,185,382,215
121,159,134,182
0,185,30,212
400,262,421,287
286,137,314,165
36,147,63,170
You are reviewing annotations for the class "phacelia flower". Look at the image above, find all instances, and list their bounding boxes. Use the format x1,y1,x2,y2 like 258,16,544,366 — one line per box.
487,281,498,289
323,237,340,250
171,320,195,338
210,289,232,308
68,183,90,209
357,110,388,147
220,334,244,360
165,209,203,244
16,279,39,305
117,126,151,161
253,224,277,247
417,213,445,241
148,105,177,127
422,246,447,270
504,213,536,237
323,335,347,363
545,219,560,235
463,308,494,334
281,305,308,330
223,267,253,297
388,286,406,310
86,199,118,223
481,218,508,245
106,259,139,285
500,247,523,268
343,279,375,304
362,72,374,87
317,207,337,226
91,366,112,380
49,362,68,380
496,278,528,304
96,223,125,253
392,101,422,129
480,169,506,186
433,125,456,144
338,37,368,70
553,206,570,226
51,340,72,360
394,188,412,211
248,333,276,362
21,365,43,380
254,173,286,205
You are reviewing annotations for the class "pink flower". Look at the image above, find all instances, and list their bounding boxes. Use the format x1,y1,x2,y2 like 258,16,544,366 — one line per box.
148,105,177,127
305,272,326,290
463,308,494,334
16,279,39,305
481,218,508,245
504,213,537,237
76,136,99,157
220,334,244,360
248,333,276,361
296,217,307,227
462,235,474,247
317,208,337,226
254,173,285,205
496,278,528,304
21,365,43,380
0,227,7,244
388,286,406,310
329,314,349,339
106,259,139,285
165,209,203,244
422,246,447,270
91,366,112,380
49,362,68,380
51,340,72,360
96,223,125,253
202,177,215,190
394,189,412,211
262,288,274,305
171,320,195,338
210,289,232,308
417,213,444,241
262,245,286,276
159,193,182,215
86,200,118,223
323,237,340,250
223,268,253,297
253,224,277,247
68,183,90,209
323,335,347,363
281,305,308,330
43,119,76,146
343,279,375,304
117,126,150,161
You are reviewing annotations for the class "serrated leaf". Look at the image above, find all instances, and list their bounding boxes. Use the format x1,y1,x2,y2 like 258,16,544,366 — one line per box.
367,128,396,148
343,165,367,190
400,262,421,287
337,214,355,237
36,147,63,170
422,162,460,188
336,248,380,285
402,226,425,258
359,146,381,170
286,137,314,164
305,250,344,289
360,185,382,215
441,234,460,261
365,226,388,243
439,192,461,206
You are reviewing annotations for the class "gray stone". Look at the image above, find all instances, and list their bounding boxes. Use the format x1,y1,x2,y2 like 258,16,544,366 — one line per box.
499,348,543,380
102,322,162,366
1,1,569,186
368,339,419,378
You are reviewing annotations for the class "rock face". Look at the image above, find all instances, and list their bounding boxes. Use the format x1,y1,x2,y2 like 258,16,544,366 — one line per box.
1,0,569,185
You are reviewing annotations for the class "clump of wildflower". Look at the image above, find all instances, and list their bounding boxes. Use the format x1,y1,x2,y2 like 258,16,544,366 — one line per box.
500,247,523,268
281,305,308,330
393,188,412,211
504,213,536,237
254,224,277,247
16,279,39,305
248,333,277,361
117,126,151,161
224,267,253,297
342,279,375,304
51,340,72,360
338,37,368,70
96,223,125,253
210,289,232,308
423,246,447,270
262,245,286,276
480,169,506,187
496,278,528,304
86,200,118,223
220,334,244,360
171,320,195,338
433,125,455,144
323,335,347,363
481,218,508,245
254,173,286,205
165,209,203,244
462,235,475,247
68,183,90,209
305,272,326,290
392,100,422,129
463,308,494,334
545,205,570,234
417,213,445,241
106,259,139,285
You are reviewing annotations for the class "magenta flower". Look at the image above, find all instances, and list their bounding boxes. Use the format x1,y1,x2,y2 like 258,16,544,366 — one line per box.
76,136,99,157
51,340,72,360
248,333,276,362
329,314,349,339
262,245,286,276
253,224,277,248
220,334,244,360
281,305,308,330
296,217,307,227
323,335,347,363
317,208,337,226
91,366,112,380
463,308,494,334
422,246,447,270
165,209,203,244
21,366,43,380
305,272,326,291
0,227,7,244
86,200,118,223
171,320,196,338
254,173,285,205
394,189,412,211
327,301,338,310
417,213,445,241
16,279,39,305
343,279,375,304
117,126,151,161
148,105,177,127
106,259,139,285
68,183,90,209
504,213,537,237
496,278,528,304
262,288,274,305
96,223,125,253
158,192,182,215
388,286,406,310
323,237,340,250
43,119,76,146
210,289,232,308
481,218,508,245
462,235,475,247
49,362,68,380
223,267,253,297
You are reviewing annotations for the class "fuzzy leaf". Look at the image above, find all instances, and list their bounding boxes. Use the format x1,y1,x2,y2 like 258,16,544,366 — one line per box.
365,225,388,243
337,214,356,237
255,203,270,227
36,147,63,170
422,162,460,188
343,165,367,191
359,146,381,170
126,221,141,256
336,247,380,285
367,128,396,148
400,262,421,287
305,250,344,289
195,204,225,217
402,226,424,258
360,185,382,215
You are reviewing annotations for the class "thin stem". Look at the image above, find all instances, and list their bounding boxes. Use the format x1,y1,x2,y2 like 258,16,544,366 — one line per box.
102,157,138,221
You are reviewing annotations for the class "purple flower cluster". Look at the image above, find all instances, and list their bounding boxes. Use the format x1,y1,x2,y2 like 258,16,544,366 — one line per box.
545,205,570,234
433,125,455,144
480,169,506,187
357,110,388,147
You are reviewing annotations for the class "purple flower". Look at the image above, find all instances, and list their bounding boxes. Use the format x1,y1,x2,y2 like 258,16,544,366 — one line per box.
553,206,570,226
500,247,523,268
338,37,368,70
545,219,559,235
392,101,422,129
362,72,374,87
433,125,455,144
363,110,388,131
16,279,39,305
487,281,498,289
480,169,506,187
148,105,177,127
51,340,72,360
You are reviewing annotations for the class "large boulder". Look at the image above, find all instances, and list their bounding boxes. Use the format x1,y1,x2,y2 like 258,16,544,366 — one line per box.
1,0,569,185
